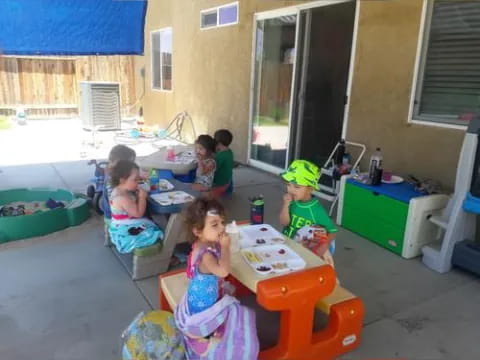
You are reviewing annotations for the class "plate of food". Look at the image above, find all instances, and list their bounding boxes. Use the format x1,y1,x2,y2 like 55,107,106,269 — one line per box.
150,191,194,206
239,224,286,249
382,175,404,184
158,179,175,192
241,244,306,276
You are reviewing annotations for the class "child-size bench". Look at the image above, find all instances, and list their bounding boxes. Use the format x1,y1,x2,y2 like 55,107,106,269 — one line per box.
159,269,188,310
108,213,189,280
158,268,363,360
158,270,358,315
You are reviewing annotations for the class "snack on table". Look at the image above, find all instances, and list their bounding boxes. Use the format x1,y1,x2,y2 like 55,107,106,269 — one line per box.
158,180,169,190
243,250,262,263
294,225,329,246
241,244,307,275
239,224,286,248
183,194,194,202
256,265,271,272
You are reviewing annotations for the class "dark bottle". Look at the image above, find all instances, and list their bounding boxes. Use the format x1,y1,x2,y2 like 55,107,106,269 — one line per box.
334,139,346,165
372,165,383,186
368,147,383,185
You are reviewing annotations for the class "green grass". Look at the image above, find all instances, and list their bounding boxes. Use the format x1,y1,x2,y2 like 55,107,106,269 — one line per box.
0,116,12,130
255,115,289,127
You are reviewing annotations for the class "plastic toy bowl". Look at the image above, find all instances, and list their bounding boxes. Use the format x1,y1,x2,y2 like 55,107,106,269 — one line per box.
0,188,90,243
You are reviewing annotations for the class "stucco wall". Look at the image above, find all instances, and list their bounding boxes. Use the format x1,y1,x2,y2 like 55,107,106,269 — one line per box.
138,0,310,163
138,0,464,189
346,0,464,190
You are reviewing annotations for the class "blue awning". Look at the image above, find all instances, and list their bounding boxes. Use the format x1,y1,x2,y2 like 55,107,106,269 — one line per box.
0,0,147,55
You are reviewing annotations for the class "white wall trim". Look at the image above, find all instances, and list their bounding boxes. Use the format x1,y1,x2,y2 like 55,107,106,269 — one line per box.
150,29,159,91
410,119,467,131
407,0,465,131
285,11,301,169
246,15,258,163
255,0,350,20
255,7,297,20
199,7,218,30
218,1,239,27
150,27,173,92
341,0,361,140
408,0,429,126
200,1,239,30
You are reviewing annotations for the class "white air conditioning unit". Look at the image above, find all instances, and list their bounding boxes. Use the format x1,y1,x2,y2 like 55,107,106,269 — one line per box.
79,81,121,131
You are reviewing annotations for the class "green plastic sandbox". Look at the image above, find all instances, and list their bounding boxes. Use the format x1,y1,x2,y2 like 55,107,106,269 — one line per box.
0,188,90,243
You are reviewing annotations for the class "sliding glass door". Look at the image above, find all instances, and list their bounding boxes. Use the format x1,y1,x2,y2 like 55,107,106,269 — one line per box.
249,1,355,172
249,13,297,171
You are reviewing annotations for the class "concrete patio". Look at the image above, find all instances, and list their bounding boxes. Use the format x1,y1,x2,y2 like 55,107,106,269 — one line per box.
1,144,479,359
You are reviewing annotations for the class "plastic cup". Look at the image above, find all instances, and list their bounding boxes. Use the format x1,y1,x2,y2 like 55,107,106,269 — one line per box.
166,147,176,162
383,171,392,181
226,221,241,253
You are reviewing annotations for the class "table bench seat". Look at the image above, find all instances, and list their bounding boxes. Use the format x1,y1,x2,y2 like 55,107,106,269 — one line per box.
159,269,358,316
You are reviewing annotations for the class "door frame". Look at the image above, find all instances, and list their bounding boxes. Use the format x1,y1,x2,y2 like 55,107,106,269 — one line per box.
293,9,312,160
247,0,361,172
247,7,298,174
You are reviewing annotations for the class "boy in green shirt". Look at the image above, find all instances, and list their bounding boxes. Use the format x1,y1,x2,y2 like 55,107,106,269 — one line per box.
279,159,337,265
211,129,234,197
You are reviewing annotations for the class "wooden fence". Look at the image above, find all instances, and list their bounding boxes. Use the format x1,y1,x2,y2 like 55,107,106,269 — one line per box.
0,56,137,118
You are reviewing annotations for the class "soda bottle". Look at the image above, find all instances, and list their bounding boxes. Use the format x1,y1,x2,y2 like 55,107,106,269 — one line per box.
372,163,383,186
368,147,383,185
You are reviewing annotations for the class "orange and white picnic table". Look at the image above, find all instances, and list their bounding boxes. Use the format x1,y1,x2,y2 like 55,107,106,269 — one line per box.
160,230,364,360
225,236,364,360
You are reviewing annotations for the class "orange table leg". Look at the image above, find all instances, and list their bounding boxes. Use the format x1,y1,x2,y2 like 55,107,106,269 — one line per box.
311,297,364,359
257,265,336,360
256,265,364,360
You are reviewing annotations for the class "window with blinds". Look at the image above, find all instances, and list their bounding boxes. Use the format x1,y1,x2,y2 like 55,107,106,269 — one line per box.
413,0,480,126
151,28,173,91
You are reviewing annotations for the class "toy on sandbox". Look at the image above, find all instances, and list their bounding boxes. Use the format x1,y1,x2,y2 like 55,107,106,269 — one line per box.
0,188,89,243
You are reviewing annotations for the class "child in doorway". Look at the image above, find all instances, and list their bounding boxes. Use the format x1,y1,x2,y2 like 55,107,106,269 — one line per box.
192,135,216,192
108,160,162,253
279,159,337,266
211,129,234,197
174,198,259,359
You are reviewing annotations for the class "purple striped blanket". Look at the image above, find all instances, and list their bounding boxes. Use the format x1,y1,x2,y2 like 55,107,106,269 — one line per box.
174,294,259,359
